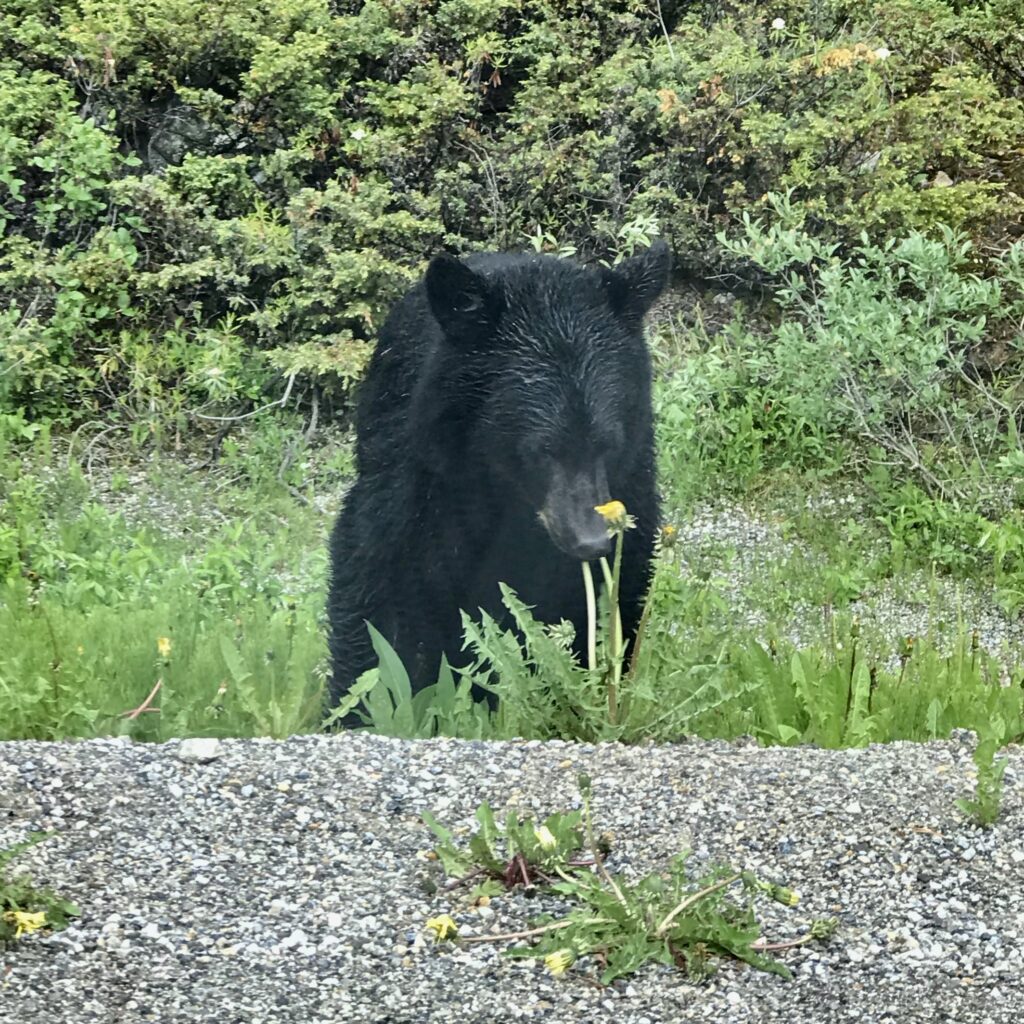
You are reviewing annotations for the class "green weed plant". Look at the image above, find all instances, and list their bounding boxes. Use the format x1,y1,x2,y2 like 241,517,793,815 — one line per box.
0,833,79,945
421,775,832,983
957,729,1010,827
0,430,327,741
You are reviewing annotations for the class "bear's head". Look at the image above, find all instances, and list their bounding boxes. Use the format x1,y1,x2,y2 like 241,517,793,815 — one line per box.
418,242,671,562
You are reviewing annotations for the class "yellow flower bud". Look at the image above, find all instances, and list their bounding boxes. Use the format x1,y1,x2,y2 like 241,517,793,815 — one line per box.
544,949,574,976
772,886,800,907
534,825,557,850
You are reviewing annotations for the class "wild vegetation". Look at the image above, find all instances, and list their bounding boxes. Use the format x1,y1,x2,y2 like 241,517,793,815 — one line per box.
3,1,1024,810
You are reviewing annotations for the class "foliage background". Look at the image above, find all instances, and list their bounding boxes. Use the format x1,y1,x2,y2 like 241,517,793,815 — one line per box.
3,0,1023,427
2,2,1024,759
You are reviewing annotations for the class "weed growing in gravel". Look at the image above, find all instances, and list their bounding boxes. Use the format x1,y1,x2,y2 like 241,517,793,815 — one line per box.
0,833,79,945
421,802,586,892
421,776,834,984
957,731,1010,827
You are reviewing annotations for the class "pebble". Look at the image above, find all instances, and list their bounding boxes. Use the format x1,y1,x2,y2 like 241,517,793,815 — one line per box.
176,738,223,764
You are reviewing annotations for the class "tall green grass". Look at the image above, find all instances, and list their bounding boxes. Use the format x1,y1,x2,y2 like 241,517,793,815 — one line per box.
0,579,325,740
343,567,1024,750
0,420,329,740
3,428,1023,751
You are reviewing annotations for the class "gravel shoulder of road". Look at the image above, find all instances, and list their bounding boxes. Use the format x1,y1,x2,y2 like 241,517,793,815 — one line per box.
2,732,1022,1024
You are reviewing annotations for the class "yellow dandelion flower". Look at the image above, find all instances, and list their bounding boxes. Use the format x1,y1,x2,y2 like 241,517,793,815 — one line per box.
594,500,627,525
4,910,47,938
534,825,557,850
544,949,574,976
425,914,459,942
157,636,172,658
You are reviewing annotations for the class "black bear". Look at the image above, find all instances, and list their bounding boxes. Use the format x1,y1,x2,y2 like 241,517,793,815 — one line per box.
327,242,671,714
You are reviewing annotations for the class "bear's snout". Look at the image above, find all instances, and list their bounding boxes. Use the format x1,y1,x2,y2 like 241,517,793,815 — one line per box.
562,519,614,562
539,463,614,562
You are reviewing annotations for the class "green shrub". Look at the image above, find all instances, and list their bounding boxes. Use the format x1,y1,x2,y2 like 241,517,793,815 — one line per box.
654,204,1024,502
3,0,1023,427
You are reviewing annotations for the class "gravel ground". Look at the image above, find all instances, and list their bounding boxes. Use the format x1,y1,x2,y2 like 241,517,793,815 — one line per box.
673,499,1024,661
2,733,1022,1023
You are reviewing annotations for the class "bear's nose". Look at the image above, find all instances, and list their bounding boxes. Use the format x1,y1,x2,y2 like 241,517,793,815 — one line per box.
567,529,613,562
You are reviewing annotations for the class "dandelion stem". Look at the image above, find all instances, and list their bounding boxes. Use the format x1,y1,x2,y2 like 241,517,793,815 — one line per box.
459,918,610,944
627,590,654,679
600,534,626,725
582,561,597,672
654,873,742,938
749,933,818,952
610,531,625,706
581,782,628,909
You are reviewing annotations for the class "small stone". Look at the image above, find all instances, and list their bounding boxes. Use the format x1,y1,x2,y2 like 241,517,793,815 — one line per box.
280,928,307,949
177,738,223,764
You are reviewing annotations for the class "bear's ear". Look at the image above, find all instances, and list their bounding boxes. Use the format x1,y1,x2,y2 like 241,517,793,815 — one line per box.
425,253,497,342
602,240,672,322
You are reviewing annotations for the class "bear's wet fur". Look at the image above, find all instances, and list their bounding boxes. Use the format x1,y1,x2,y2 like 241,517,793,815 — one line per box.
327,242,671,713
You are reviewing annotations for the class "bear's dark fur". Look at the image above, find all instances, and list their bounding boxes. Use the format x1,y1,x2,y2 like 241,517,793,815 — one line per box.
327,242,671,712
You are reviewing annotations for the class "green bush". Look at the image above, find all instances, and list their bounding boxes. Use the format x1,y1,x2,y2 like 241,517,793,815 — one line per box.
656,203,1024,501
3,0,1023,427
